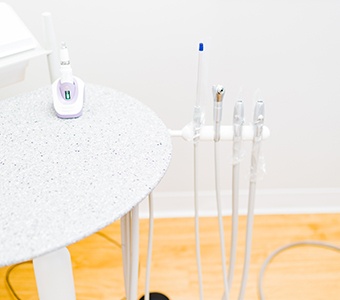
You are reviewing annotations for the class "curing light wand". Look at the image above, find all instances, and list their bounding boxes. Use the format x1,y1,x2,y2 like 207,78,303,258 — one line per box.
193,43,205,143
193,42,206,300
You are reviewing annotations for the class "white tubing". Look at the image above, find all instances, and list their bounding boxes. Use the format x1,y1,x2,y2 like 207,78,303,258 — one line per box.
214,143,230,300
228,163,240,288
238,181,256,300
258,241,340,300
194,143,204,300
238,122,262,300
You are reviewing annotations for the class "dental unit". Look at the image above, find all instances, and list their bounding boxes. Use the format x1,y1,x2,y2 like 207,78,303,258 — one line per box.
167,40,336,300
167,43,269,300
176,86,266,300
52,42,85,119
142,43,269,300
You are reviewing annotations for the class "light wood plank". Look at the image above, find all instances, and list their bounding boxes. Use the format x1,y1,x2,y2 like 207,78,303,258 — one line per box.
1,214,340,299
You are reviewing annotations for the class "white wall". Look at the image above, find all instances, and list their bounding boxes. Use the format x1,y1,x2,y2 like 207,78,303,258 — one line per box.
2,0,340,216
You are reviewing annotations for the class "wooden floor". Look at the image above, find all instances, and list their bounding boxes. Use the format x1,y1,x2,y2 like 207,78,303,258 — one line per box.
1,214,340,300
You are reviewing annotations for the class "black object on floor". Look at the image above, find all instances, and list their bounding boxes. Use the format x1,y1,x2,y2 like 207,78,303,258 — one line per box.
139,292,170,300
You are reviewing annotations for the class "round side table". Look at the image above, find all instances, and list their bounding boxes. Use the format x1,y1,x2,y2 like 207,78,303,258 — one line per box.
0,85,172,300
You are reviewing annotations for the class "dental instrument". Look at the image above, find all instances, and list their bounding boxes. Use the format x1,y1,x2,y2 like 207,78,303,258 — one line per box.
212,85,230,300
238,93,265,300
228,95,245,289
213,85,225,143
193,42,206,300
52,42,85,119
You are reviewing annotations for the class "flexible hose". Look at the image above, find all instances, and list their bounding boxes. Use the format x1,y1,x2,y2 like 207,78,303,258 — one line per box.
258,241,340,300
214,142,230,300
238,135,261,300
194,142,204,300
228,162,240,288
237,181,256,300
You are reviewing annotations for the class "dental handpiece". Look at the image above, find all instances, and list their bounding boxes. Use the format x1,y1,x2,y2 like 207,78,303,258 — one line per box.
233,99,244,140
253,99,265,140
233,98,245,164
250,98,265,182
59,42,75,101
212,85,225,142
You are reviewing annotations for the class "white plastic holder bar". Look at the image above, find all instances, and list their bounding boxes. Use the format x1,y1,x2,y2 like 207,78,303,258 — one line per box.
33,247,76,300
169,124,270,141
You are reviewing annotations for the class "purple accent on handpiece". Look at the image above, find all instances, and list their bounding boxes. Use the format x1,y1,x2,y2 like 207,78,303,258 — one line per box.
58,80,78,104
56,109,83,119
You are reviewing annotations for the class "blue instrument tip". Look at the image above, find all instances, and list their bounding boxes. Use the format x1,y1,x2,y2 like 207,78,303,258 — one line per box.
199,43,204,51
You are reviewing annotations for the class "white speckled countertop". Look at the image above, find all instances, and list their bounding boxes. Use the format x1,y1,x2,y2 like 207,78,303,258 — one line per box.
0,85,172,267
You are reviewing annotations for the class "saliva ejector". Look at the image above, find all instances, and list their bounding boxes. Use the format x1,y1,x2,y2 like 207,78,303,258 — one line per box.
52,42,85,119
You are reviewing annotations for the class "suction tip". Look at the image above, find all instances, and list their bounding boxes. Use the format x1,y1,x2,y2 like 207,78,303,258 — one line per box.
254,88,263,102
41,12,51,17
237,86,244,102
199,43,204,52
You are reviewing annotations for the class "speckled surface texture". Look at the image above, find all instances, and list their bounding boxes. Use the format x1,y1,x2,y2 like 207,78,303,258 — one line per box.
0,85,172,267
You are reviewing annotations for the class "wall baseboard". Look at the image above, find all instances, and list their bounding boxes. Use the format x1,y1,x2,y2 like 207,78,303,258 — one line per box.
138,188,340,218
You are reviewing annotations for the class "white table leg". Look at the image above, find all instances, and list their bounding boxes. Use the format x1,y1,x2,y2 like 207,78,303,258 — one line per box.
121,205,140,300
130,205,140,300
33,247,76,300
121,212,131,299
